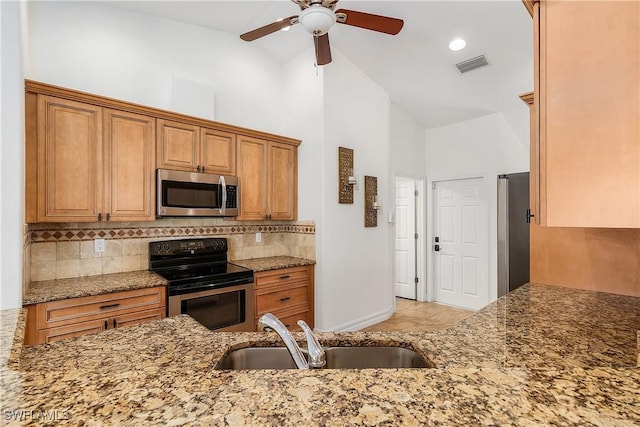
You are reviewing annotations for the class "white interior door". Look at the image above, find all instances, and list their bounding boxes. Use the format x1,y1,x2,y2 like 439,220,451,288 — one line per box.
433,178,488,310
394,177,416,299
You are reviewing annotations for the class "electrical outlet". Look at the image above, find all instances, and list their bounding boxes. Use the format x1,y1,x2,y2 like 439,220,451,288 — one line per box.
94,238,105,254
256,232,262,243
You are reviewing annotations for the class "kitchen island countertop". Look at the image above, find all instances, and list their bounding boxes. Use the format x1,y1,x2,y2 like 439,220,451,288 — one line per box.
2,283,639,426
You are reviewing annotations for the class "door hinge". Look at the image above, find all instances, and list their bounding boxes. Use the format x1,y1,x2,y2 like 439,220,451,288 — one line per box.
414,277,419,284
432,183,436,189
414,233,419,239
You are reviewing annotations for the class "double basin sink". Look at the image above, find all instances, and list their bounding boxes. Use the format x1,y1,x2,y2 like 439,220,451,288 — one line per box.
217,346,432,370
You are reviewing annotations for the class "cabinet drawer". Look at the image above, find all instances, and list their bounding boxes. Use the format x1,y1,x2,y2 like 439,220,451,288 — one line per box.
256,283,308,314
112,307,165,329
36,286,166,329
37,318,108,344
254,266,311,289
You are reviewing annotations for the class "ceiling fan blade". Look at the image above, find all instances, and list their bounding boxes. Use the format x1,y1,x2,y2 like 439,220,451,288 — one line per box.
240,15,298,41
335,9,404,35
314,33,332,66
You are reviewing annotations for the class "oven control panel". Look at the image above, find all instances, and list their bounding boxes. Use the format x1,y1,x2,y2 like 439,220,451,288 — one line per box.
149,238,228,256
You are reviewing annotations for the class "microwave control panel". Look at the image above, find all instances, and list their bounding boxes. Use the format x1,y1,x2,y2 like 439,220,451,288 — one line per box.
226,186,237,209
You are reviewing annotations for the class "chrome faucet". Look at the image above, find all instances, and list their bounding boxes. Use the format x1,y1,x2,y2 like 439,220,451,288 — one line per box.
258,313,309,369
258,313,325,369
297,320,325,368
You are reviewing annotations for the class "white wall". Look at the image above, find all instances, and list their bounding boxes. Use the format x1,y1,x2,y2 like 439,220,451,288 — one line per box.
424,112,528,305
320,50,394,331
281,49,327,327
0,1,25,309
390,105,426,179
25,2,285,134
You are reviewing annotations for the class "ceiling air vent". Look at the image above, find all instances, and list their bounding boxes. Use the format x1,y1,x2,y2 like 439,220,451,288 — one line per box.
456,55,489,74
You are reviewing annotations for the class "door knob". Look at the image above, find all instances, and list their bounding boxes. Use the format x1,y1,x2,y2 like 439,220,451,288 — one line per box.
434,244,440,252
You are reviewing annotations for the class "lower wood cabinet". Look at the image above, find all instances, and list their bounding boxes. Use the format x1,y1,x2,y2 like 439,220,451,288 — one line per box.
25,286,166,345
254,265,314,332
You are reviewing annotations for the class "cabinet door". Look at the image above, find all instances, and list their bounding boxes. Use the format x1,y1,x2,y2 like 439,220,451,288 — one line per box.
104,110,156,221
200,128,236,175
537,1,640,227
237,135,268,220
268,142,297,221
157,119,199,172
37,95,103,222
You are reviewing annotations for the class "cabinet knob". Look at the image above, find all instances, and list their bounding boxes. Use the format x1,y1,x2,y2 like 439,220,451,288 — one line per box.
104,320,108,330
106,213,110,222
197,166,201,172
202,166,205,173
98,213,102,221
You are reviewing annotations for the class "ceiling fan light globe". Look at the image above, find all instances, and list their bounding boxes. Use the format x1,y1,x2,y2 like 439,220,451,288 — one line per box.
299,6,336,36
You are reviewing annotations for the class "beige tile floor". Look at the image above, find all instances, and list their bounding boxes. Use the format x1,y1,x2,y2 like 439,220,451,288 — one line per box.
360,298,473,332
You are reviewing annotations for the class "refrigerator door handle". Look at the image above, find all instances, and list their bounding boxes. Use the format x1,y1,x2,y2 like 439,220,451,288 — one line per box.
526,208,535,224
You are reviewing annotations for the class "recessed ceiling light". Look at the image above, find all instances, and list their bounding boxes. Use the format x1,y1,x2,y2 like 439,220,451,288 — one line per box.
449,38,467,51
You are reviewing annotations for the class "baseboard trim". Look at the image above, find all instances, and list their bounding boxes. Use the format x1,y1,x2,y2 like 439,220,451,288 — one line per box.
317,303,395,332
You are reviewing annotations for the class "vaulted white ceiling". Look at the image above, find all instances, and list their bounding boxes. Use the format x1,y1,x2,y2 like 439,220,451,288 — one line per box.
104,1,533,130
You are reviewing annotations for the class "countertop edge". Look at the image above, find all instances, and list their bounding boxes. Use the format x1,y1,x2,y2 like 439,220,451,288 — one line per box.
230,256,316,272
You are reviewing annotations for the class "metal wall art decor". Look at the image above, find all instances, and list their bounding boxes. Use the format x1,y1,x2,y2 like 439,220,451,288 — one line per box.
364,175,378,227
338,147,355,204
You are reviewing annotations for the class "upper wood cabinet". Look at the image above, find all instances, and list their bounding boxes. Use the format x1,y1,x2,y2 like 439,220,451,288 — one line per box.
25,80,301,223
237,135,297,221
27,95,156,223
201,128,236,175
157,119,236,175
534,0,640,228
104,109,156,221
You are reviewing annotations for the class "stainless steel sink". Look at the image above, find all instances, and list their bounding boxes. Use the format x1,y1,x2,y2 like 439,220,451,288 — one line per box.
216,346,432,370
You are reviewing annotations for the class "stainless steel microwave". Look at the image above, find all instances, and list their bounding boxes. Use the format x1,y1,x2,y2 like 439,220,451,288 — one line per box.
156,169,239,217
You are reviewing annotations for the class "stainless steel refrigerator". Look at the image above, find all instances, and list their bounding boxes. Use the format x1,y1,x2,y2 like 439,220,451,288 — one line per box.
497,173,530,297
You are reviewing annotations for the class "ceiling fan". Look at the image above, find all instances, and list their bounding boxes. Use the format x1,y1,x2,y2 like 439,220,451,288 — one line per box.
240,0,404,66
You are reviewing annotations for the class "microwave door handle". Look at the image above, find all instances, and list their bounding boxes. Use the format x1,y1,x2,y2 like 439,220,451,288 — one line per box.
219,175,227,215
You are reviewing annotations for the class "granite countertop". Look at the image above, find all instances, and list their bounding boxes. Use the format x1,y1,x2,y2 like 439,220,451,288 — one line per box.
231,256,315,272
2,283,639,425
23,270,168,305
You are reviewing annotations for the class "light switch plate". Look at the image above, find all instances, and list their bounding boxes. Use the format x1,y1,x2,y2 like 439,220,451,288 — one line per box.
94,238,105,254
387,211,395,223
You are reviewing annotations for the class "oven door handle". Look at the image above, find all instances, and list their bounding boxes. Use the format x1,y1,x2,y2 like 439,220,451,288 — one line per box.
219,175,227,216
169,276,253,295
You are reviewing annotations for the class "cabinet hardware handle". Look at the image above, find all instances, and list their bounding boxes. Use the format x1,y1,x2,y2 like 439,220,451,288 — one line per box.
280,275,291,280
285,324,291,328
98,213,102,221
113,319,118,328
197,166,201,172
106,213,110,222
99,303,120,310
202,166,205,173
104,320,108,330
279,297,291,302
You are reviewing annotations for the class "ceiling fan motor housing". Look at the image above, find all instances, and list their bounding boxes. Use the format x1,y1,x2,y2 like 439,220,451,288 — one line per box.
299,5,336,35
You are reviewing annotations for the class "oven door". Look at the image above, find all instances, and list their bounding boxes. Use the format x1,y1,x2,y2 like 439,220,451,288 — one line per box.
168,282,254,332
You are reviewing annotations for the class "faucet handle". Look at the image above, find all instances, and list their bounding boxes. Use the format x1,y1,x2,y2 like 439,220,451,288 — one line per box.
297,320,325,368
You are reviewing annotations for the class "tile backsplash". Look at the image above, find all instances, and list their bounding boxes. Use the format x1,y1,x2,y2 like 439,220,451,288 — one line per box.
25,218,315,285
